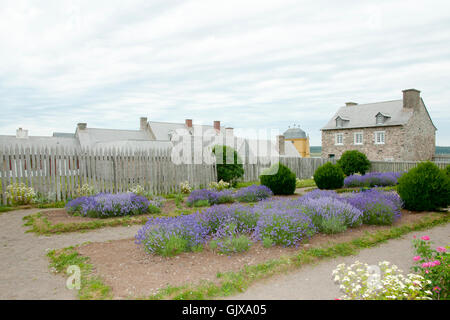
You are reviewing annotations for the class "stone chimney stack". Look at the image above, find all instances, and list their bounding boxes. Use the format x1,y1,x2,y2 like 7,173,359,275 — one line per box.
77,123,87,130
345,102,358,107
185,119,193,128
402,88,421,111
277,135,285,156
140,117,148,130
16,128,28,139
213,120,220,132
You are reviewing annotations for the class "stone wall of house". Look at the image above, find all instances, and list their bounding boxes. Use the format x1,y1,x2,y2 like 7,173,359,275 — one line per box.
321,126,406,161
401,99,436,161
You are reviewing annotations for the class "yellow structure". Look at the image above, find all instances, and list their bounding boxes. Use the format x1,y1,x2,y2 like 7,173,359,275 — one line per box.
283,126,310,158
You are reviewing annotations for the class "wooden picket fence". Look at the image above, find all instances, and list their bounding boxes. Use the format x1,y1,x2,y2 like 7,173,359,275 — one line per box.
0,145,217,205
1,143,448,205
369,160,448,172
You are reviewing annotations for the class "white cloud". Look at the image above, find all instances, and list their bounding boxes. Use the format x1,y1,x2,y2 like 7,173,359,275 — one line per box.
0,0,450,146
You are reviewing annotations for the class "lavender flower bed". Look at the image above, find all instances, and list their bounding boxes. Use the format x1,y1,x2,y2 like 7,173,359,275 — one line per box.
186,189,235,206
344,189,402,225
186,185,272,206
233,185,273,202
344,172,404,188
66,192,160,218
136,189,404,256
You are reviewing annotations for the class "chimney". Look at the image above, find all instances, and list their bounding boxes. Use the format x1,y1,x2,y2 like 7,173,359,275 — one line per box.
402,89,421,111
77,123,87,130
213,120,220,132
16,128,28,139
185,119,193,128
277,135,285,156
225,127,234,136
140,117,148,130
345,102,358,107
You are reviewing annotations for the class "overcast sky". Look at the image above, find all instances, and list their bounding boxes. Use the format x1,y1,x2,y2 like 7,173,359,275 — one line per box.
1,0,449,145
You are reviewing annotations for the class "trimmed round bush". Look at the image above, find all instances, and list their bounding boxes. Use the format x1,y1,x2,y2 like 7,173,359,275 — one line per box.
259,163,296,195
313,162,345,190
212,145,244,183
397,161,450,211
337,150,371,176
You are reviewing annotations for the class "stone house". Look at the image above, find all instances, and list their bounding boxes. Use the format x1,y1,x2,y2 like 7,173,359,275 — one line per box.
321,89,436,161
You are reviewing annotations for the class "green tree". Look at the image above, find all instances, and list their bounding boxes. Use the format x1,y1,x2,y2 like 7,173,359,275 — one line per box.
212,145,244,183
337,150,371,176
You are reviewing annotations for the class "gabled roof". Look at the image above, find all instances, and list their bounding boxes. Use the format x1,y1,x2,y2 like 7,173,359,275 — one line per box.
0,135,79,149
322,100,413,130
148,121,225,141
76,128,154,149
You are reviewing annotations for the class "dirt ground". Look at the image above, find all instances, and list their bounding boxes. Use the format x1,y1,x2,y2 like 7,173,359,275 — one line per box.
76,209,436,299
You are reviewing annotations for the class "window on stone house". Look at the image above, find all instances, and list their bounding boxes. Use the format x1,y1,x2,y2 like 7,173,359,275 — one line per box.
354,132,363,145
374,131,385,144
335,133,343,145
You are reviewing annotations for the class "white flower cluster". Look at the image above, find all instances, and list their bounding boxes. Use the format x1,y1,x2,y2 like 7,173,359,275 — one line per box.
75,183,96,198
208,180,230,191
332,260,433,300
128,184,145,196
6,183,36,205
179,181,192,194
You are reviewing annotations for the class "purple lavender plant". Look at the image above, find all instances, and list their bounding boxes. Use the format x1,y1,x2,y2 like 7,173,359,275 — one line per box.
344,189,402,225
234,185,273,202
344,172,405,188
66,192,152,218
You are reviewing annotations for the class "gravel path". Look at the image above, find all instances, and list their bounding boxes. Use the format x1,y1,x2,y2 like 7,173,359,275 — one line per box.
0,208,142,300
227,222,450,300
1,207,448,300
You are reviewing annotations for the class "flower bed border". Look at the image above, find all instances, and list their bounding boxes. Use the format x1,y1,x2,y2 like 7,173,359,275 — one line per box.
48,212,449,300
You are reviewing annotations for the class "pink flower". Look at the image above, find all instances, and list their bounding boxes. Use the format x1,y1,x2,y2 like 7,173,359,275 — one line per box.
425,270,430,274
421,236,430,241
413,235,416,239
432,260,441,266
437,247,447,252
433,286,441,292
422,262,430,268
413,256,421,261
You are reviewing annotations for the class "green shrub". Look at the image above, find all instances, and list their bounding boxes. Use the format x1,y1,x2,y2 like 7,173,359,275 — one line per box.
259,163,296,195
212,145,244,183
445,164,450,178
337,150,371,176
313,162,345,190
397,161,450,211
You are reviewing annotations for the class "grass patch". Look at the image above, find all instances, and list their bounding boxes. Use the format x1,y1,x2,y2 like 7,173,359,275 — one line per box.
234,181,260,189
23,212,151,235
141,212,449,300
23,206,200,235
296,179,316,188
47,246,112,300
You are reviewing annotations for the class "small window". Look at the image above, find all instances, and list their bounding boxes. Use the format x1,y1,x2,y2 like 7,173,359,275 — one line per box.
336,118,343,128
376,114,385,125
335,133,343,145
374,131,385,144
329,154,335,159
354,132,363,145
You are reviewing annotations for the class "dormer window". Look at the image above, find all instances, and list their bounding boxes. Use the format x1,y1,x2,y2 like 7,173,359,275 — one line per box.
375,112,390,125
335,116,349,128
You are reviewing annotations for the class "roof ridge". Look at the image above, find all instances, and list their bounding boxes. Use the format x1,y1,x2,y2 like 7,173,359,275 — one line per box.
340,99,402,107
